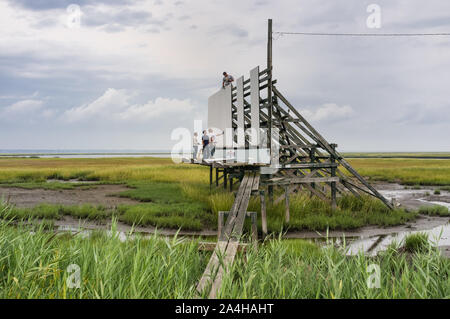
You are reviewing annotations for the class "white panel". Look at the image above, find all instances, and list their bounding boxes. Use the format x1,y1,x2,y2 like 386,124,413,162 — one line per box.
208,86,232,148
250,66,260,147
236,76,245,148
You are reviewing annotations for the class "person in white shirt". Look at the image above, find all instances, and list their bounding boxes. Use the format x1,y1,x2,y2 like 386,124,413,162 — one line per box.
192,132,200,160
208,128,224,157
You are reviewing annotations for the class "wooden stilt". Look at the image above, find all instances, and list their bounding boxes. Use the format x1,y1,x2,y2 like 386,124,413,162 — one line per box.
215,167,219,187
284,186,290,223
260,190,267,238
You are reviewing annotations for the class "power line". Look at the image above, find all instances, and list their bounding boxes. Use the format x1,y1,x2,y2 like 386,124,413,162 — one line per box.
273,31,450,37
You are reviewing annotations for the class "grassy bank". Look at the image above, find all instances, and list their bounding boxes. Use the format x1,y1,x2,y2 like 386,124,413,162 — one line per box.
0,157,449,231
0,217,448,299
348,158,450,185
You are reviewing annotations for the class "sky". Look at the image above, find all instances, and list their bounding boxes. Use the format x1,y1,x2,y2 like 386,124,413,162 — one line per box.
0,0,449,152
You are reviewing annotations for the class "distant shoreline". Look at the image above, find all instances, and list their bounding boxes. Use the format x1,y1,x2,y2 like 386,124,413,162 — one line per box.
0,151,449,159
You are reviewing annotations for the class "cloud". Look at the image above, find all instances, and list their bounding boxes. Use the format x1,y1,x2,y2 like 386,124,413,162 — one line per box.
7,0,138,10
300,103,354,122
2,99,44,114
63,88,195,123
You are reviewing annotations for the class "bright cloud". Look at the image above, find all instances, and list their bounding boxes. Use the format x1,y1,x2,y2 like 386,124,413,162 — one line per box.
63,88,194,123
2,99,44,114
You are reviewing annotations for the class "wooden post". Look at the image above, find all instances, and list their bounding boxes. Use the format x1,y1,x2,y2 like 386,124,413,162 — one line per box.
260,190,268,238
284,186,290,223
218,211,225,237
267,18,273,160
330,144,337,211
215,167,219,187
209,165,213,190
224,168,228,189
247,211,258,246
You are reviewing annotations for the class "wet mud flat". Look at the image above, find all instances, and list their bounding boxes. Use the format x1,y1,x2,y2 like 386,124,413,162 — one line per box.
0,184,140,208
374,182,450,210
0,181,449,256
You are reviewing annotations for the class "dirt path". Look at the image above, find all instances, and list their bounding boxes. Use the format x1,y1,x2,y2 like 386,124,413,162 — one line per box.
0,185,140,208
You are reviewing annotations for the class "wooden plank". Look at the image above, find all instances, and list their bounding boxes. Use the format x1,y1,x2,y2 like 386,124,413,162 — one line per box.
236,76,245,147
252,174,260,192
198,241,249,252
250,66,260,146
277,163,338,169
220,174,250,240
229,174,256,241
208,241,239,299
196,241,228,294
266,176,339,185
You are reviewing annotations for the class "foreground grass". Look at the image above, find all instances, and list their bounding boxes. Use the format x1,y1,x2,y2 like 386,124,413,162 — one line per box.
0,218,208,298
1,217,448,299
219,238,450,298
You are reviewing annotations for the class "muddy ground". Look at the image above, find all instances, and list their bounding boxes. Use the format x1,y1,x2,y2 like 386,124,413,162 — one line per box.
0,182,449,240
0,185,140,208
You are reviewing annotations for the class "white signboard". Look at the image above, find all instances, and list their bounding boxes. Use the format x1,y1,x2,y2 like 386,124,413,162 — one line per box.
207,85,232,148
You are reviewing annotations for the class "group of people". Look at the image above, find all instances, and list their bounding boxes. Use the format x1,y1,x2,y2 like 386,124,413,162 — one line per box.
192,129,223,161
192,72,235,161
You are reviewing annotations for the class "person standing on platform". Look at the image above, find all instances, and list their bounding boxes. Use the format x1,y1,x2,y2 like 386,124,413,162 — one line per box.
192,132,200,160
202,130,210,160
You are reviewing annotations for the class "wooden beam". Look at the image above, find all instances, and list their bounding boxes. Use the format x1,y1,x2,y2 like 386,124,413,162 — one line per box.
265,176,339,185
272,86,393,209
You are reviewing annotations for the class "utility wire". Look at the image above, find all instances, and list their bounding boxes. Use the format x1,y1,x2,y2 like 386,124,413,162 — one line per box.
273,31,450,37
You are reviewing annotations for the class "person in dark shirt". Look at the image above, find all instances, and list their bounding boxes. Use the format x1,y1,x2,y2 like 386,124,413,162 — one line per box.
222,72,234,89
201,130,210,160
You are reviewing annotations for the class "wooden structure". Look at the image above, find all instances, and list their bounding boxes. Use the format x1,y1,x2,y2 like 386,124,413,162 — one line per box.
194,19,392,298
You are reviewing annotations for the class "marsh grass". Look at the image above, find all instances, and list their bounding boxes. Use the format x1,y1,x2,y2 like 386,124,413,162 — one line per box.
0,203,109,221
0,216,209,298
209,192,416,232
347,158,450,186
0,211,448,299
0,157,443,231
404,233,430,254
217,238,449,298
417,205,450,217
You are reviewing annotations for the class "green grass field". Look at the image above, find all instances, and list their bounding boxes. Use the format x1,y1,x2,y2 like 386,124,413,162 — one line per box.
0,217,448,299
0,156,449,231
